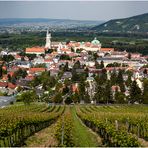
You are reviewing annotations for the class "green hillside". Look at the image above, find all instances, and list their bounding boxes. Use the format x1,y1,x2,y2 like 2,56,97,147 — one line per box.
92,13,148,33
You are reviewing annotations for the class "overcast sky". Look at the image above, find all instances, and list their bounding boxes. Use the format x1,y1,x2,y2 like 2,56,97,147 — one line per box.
0,1,148,21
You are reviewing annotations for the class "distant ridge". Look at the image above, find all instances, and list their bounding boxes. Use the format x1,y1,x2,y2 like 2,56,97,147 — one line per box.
0,18,104,27
92,13,148,33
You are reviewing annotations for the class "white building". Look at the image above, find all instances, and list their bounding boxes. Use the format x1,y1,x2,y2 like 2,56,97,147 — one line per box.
45,30,51,49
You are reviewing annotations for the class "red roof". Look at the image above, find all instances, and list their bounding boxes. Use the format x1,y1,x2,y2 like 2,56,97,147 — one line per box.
25,75,35,80
26,47,45,53
8,71,15,77
15,54,22,59
2,75,8,81
44,59,53,63
100,48,114,52
0,82,7,88
2,66,7,71
8,83,17,89
71,84,79,93
61,48,71,52
85,42,91,47
111,85,120,92
29,68,46,73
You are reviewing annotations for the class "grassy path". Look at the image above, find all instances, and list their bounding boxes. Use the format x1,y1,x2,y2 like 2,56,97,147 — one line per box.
70,106,102,147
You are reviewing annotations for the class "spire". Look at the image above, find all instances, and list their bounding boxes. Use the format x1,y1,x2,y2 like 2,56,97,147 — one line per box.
45,29,51,49
46,29,49,36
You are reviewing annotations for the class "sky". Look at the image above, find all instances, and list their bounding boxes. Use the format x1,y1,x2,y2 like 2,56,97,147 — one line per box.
0,1,148,21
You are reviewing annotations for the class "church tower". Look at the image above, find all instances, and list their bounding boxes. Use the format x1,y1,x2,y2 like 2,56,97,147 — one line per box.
45,29,51,49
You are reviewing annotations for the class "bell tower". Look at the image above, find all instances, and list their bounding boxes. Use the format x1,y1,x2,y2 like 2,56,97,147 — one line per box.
45,29,51,49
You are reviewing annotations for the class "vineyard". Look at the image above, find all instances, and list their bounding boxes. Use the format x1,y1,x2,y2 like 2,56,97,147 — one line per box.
0,104,148,147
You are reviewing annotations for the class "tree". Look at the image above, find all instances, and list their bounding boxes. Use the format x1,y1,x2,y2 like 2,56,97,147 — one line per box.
17,90,38,105
129,80,142,104
100,60,104,69
60,54,71,60
117,70,125,92
93,53,98,60
78,80,86,101
55,82,63,92
110,70,117,85
127,52,131,59
95,61,100,69
84,91,91,103
62,86,69,95
142,79,148,104
14,68,27,79
99,69,107,85
2,55,14,62
0,65,2,78
94,85,104,103
63,62,69,72
71,92,80,103
143,69,147,77
53,92,63,103
125,74,132,87
65,97,73,104
105,81,113,104
114,91,126,104
73,60,81,69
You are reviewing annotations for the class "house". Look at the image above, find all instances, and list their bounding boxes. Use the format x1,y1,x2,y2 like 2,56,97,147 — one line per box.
28,67,46,75
25,47,45,55
71,83,79,93
0,82,8,88
50,69,59,77
100,48,114,53
14,54,22,60
15,60,32,69
61,72,72,80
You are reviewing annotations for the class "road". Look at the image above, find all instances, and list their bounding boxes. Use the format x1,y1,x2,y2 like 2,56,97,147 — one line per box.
0,96,16,108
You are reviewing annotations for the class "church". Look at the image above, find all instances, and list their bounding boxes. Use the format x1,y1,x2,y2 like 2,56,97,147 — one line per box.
25,30,104,55
25,30,51,55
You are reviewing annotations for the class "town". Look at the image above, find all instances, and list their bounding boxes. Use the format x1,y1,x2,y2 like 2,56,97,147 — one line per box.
0,29,148,105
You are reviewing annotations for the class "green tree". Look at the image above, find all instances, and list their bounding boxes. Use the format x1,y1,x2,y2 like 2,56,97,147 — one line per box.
17,90,38,105
105,81,113,104
142,79,148,104
95,61,100,69
127,52,131,59
71,92,80,103
63,62,69,72
110,70,117,85
99,69,107,85
100,60,104,69
53,92,63,103
129,80,142,104
73,60,81,69
0,65,2,78
117,70,125,92
94,85,104,103
125,74,132,87
114,91,126,104
65,97,73,104
84,91,91,103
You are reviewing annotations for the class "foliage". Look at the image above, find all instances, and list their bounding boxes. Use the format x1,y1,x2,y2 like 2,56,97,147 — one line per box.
129,80,142,103
0,104,64,147
16,90,38,105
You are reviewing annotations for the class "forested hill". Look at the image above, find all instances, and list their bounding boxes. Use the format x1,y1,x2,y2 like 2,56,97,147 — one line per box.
92,13,148,33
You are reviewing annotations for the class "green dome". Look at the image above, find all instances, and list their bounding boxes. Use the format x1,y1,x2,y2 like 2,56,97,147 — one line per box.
91,37,100,45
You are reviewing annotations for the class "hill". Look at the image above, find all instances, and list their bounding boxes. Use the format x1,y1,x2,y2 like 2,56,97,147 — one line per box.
92,13,148,33
0,18,103,28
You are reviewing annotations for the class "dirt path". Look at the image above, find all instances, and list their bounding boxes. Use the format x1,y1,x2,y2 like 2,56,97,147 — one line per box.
24,122,58,147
